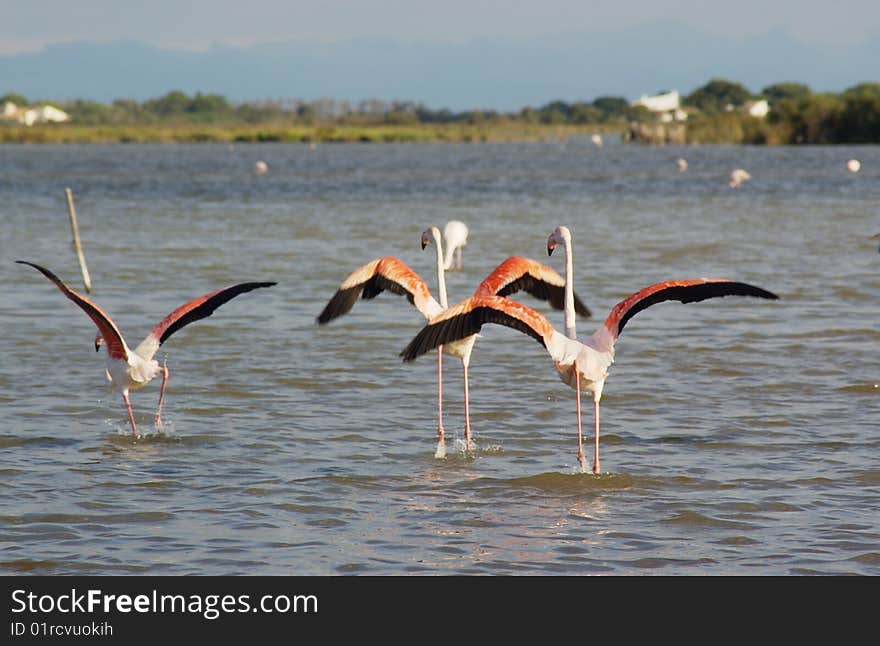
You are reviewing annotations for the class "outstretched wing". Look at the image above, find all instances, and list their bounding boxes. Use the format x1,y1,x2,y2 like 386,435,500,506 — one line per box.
17,260,129,360
400,294,554,362
604,279,779,339
134,281,277,360
475,256,591,318
317,256,443,324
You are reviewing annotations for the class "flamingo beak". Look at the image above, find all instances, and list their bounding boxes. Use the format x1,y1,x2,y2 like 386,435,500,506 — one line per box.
547,241,556,256
94,336,104,352
421,233,431,250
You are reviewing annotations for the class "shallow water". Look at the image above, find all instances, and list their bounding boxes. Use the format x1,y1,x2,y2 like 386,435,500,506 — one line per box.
1,140,878,575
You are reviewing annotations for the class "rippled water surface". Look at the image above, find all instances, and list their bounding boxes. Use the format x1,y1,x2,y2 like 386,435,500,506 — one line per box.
1,141,878,575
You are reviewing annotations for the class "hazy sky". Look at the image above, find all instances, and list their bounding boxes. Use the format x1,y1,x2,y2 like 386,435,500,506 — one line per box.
2,0,879,54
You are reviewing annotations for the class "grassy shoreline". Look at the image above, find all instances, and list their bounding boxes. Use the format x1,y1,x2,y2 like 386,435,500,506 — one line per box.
0,122,620,144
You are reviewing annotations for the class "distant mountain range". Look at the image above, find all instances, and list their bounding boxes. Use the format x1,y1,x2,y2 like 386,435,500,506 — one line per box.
2,22,878,111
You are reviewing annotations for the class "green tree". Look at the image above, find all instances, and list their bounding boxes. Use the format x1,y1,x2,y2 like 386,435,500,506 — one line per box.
761,82,811,106
569,102,602,124
143,91,191,117
685,79,751,113
1,92,28,106
188,93,231,116
591,96,628,120
835,83,880,142
537,101,571,124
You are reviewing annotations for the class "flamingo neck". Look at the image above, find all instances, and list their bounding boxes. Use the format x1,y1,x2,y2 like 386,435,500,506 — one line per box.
561,229,576,339
432,227,448,309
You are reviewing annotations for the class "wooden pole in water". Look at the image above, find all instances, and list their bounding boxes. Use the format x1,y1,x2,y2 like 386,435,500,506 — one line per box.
64,187,92,293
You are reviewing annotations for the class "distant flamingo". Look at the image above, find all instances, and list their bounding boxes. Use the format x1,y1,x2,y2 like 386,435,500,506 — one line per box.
401,226,779,473
17,260,276,437
847,159,861,173
591,133,603,148
442,220,469,271
677,158,688,172
729,168,751,188
317,226,591,457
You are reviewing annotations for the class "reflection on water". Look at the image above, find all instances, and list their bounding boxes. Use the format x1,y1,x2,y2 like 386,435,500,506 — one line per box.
1,141,878,574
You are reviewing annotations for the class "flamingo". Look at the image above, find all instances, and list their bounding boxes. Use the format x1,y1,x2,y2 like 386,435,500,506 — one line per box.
16,260,276,438
677,158,688,172
729,168,751,188
317,226,591,457
401,226,779,473
847,159,861,173
442,220,469,271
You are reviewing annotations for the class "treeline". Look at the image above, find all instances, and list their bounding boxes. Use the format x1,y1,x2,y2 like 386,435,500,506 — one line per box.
0,90,642,128
681,79,880,144
2,78,879,143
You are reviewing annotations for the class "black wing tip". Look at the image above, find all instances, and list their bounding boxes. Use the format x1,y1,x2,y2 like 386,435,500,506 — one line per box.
15,260,63,282
573,293,592,318
734,282,780,301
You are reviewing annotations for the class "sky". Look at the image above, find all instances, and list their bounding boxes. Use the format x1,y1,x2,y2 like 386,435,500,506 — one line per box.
2,0,879,55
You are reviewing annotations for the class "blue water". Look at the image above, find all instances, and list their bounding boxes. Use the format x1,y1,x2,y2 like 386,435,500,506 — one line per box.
1,140,878,574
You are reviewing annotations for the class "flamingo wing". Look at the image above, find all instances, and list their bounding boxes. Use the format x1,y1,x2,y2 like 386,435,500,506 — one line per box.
604,279,779,339
400,294,554,362
317,256,443,324
16,260,129,360
133,281,277,360
475,256,591,318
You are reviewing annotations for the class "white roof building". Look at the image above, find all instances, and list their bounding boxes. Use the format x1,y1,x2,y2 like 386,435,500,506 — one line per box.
744,99,769,118
1,101,70,126
631,90,688,122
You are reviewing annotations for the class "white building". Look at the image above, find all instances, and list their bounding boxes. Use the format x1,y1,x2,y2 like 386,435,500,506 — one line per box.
631,90,688,122
0,101,70,126
744,99,769,118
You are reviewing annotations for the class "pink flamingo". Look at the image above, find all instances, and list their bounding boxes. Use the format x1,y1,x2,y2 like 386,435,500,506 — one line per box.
17,260,276,437
401,226,779,473
317,225,590,457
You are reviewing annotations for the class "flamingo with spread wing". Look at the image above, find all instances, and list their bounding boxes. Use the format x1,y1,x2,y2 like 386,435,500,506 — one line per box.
317,226,591,457
17,260,276,437
401,226,779,473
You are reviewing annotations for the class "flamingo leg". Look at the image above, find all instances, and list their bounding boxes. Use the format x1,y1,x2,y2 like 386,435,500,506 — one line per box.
456,247,462,270
121,390,139,438
575,362,585,473
593,396,601,475
463,361,471,452
435,345,446,459
155,360,170,432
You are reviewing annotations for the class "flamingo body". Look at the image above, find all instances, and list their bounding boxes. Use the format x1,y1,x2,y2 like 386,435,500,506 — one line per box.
442,220,469,271
17,260,276,437
729,168,751,188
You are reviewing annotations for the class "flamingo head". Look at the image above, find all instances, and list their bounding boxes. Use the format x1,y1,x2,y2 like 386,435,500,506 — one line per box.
547,226,570,256
94,334,104,353
421,226,440,250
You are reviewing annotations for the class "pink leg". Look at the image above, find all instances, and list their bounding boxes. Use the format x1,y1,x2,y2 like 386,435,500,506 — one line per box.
122,390,139,437
155,362,170,431
463,362,471,451
456,248,462,270
575,363,586,472
593,397,601,474
435,346,446,457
